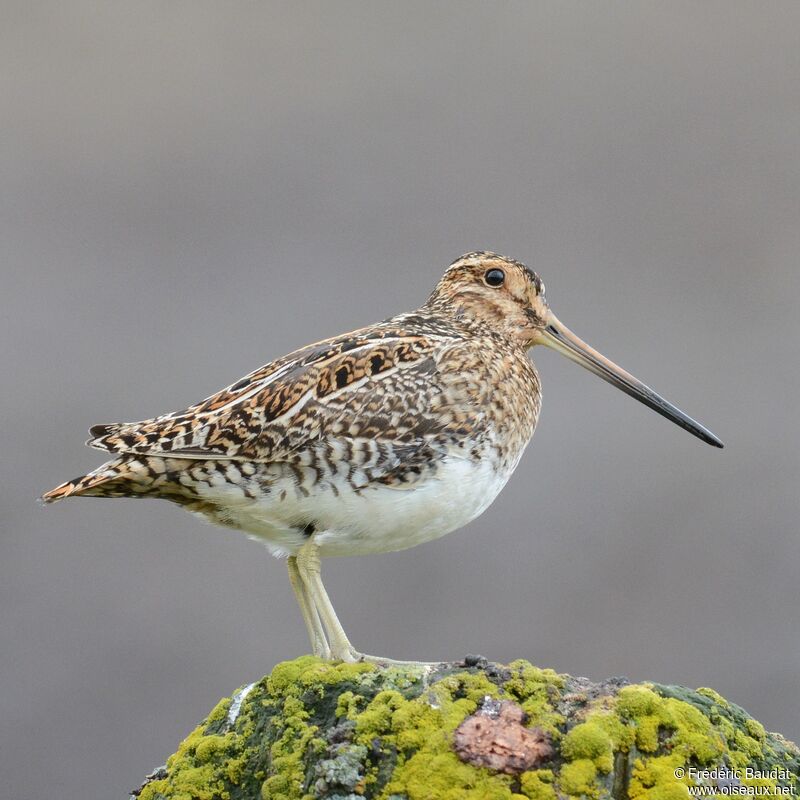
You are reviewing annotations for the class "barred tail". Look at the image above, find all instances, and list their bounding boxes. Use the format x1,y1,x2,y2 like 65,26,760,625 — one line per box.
40,458,142,504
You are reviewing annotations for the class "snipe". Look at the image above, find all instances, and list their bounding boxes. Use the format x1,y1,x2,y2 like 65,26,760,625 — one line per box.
43,252,723,662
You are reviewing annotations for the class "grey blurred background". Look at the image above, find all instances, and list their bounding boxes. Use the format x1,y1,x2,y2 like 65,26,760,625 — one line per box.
1,2,798,797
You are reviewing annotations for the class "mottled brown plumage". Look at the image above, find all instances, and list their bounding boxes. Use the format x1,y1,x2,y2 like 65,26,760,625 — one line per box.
43,251,722,662
43,253,544,511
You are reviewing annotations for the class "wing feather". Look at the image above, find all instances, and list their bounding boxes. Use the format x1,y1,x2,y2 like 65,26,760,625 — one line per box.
86,322,469,464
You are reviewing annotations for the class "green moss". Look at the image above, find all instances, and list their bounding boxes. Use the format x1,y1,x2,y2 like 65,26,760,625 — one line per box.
350,674,514,798
562,722,614,773
552,679,798,800
504,660,566,736
617,685,725,760
557,700,631,797
588,709,635,754
138,721,237,800
261,696,321,800
618,683,800,800
333,661,566,799
696,687,730,709
628,753,691,800
609,684,727,800
137,657,799,800
207,697,234,724
519,769,557,800
268,655,374,694
746,718,767,742
617,685,659,719
656,682,799,784
560,758,598,796
388,752,520,800
334,690,361,719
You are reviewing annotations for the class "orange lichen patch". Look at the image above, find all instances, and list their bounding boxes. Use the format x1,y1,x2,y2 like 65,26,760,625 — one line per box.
453,699,554,774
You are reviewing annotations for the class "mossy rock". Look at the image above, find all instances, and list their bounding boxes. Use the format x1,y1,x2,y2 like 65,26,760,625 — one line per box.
132,655,799,800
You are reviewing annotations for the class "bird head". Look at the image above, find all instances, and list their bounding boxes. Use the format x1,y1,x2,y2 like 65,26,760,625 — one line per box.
427,251,723,448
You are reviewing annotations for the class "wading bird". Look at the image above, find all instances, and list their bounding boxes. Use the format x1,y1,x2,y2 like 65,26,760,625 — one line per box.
43,252,723,662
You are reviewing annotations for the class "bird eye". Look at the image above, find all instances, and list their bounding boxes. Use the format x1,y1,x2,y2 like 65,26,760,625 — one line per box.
484,268,505,287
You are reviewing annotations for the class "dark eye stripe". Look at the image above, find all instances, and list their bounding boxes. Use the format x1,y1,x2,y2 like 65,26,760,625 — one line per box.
484,268,505,287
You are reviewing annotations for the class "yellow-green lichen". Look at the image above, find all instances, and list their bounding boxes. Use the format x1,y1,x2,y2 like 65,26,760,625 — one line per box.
628,752,692,800
260,694,324,800
746,718,767,742
139,722,237,800
697,687,730,709
556,701,629,797
334,661,567,800
505,660,566,736
519,769,557,800
135,657,799,800
350,675,514,798
562,721,615,772
560,758,599,796
267,654,374,693
617,685,725,760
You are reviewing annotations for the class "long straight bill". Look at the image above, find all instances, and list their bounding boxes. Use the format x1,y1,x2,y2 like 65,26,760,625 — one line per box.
540,313,724,448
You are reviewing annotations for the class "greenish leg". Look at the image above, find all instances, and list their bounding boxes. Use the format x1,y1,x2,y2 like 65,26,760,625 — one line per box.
295,542,359,662
295,542,441,667
287,555,330,659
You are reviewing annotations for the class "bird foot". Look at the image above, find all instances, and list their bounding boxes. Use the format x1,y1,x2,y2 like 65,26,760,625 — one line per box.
338,648,442,667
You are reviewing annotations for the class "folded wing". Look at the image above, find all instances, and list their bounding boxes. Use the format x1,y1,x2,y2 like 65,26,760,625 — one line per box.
87,323,485,465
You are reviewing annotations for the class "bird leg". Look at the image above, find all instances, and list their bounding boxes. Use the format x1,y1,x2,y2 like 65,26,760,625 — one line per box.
294,542,441,667
295,542,361,662
287,555,330,659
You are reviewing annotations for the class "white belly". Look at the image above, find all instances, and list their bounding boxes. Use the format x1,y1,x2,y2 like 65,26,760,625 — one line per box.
190,455,515,558
313,456,512,556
